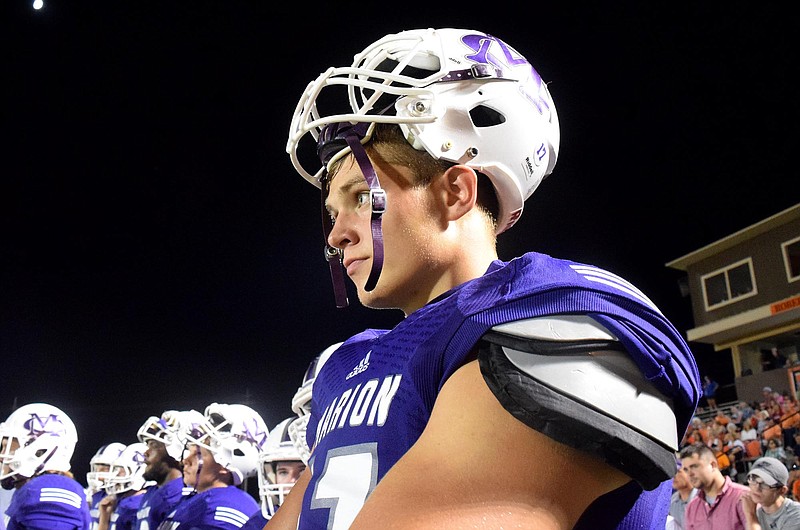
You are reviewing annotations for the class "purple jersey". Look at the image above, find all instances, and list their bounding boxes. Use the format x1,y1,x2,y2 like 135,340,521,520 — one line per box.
156,487,258,529
89,490,106,530
135,478,190,530
240,511,268,530
5,473,91,530
111,493,145,530
299,252,700,529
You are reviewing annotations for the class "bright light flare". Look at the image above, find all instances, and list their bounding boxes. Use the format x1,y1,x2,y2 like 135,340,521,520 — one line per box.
33,0,43,9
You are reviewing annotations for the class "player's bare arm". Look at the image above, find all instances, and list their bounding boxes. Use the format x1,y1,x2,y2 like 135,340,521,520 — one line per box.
349,359,629,530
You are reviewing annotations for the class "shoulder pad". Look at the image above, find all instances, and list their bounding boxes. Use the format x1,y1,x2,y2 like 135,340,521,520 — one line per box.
491,315,618,341
479,315,678,490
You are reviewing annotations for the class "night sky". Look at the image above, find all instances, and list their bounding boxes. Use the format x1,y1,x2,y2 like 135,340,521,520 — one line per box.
2,2,795,482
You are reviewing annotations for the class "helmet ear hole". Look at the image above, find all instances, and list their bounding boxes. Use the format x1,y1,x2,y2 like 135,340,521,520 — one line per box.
209,413,230,431
34,449,47,458
469,105,506,127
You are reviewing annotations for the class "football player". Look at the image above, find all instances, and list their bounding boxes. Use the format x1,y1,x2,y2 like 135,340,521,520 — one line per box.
243,416,306,529
0,402,91,529
157,403,266,529
87,442,126,530
97,442,150,530
287,342,341,465
134,409,203,530
268,27,701,530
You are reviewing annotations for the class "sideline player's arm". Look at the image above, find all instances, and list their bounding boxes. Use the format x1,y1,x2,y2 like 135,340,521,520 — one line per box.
349,359,630,530
97,495,117,530
263,466,311,530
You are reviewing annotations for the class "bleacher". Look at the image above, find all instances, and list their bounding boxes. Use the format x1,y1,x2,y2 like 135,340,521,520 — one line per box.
692,400,740,423
686,399,800,488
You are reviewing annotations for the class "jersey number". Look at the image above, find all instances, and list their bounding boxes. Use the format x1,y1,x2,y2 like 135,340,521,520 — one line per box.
309,443,379,530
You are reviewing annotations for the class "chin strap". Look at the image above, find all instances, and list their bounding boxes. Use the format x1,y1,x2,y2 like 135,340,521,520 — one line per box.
318,123,386,308
33,445,58,476
343,132,385,292
186,444,203,494
321,184,349,309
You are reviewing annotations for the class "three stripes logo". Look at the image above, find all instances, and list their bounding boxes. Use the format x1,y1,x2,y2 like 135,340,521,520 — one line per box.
39,487,82,509
346,351,371,380
569,264,661,314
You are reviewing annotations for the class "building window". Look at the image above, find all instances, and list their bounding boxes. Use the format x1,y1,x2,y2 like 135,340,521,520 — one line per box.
782,236,800,283
701,257,757,310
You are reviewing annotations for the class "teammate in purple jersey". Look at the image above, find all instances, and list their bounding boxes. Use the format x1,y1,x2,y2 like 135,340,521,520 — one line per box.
156,404,266,529
0,403,91,530
134,410,204,530
97,443,150,530
87,443,126,530
243,416,307,529
267,27,702,530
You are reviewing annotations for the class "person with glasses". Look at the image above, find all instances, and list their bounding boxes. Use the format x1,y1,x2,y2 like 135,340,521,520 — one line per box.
680,444,749,529
742,456,800,530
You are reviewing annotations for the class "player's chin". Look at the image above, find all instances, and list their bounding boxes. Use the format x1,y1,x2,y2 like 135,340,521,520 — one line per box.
356,284,391,309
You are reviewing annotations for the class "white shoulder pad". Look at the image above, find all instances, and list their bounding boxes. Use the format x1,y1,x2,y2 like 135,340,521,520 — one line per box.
491,315,618,341
479,315,679,489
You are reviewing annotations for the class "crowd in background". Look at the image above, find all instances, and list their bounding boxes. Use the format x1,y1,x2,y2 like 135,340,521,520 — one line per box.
680,385,800,500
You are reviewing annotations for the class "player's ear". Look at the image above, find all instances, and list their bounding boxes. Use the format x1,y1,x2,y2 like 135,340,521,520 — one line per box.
439,164,478,222
217,466,235,485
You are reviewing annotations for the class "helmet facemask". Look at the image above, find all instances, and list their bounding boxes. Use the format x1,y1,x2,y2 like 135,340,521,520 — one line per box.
258,417,304,518
185,404,269,487
287,28,559,307
86,442,126,495
104,443,148,495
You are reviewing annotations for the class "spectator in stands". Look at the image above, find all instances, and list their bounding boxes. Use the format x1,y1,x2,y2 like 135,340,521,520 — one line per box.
769,347,789,370
787,452,800,501
729,404,744,426
684,417,711,446
763,417,784,448
762,348,789,371
741,420,759,443
739,401,755,424
765,438,789,466
758,410,774,435
667,459,697,530
792,431,800,459
724,430,746,480
703,375,720,410
681,444,749,529
742,456,800,529
714,409,731,428
762,387,784,410
712,439,734,478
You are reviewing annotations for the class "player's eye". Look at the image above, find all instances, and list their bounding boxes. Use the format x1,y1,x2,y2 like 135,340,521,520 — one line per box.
356,191,370,207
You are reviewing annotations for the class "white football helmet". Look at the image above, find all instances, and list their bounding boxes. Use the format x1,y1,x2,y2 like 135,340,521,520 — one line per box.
288,342,341,464
0,403,78,486
186,403,269,486
86,442,126,494
105,442,149,495
287,27,560,235
258,417,304,518
137,409,205,461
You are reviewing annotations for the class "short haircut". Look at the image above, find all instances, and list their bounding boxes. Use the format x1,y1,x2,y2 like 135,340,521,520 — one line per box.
363,123,500,228
680,443,714,461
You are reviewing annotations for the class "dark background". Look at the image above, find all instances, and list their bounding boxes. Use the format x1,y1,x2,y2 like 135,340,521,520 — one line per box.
1,2,795,484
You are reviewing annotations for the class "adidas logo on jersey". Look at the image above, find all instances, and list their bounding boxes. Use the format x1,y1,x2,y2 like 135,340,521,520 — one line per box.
346,351,371,380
